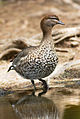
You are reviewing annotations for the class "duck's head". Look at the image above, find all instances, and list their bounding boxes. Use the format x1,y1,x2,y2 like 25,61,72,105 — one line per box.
40,15,64,35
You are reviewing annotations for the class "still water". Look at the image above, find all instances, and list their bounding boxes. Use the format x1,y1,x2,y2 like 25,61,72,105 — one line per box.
0,89,80,119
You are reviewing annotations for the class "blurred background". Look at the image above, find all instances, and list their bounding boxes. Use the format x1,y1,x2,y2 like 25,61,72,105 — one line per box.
0,0,80,39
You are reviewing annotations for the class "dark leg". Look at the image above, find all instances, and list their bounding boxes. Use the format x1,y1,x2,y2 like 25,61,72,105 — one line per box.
31,80,36,90
31,80,36,96
38,78,48,96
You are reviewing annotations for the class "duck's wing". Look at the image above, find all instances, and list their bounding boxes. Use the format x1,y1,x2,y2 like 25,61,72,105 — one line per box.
7,46,37,72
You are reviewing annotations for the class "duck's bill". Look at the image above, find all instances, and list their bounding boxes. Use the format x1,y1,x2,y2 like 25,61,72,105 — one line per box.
58,20,65,25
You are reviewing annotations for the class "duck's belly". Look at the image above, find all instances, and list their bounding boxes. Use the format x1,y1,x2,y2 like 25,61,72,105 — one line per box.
15,55,58,79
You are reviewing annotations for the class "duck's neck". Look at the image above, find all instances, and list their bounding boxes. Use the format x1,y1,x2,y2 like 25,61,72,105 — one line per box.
41,27,54,46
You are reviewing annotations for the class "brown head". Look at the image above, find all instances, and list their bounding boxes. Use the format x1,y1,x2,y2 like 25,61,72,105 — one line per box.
40,15,64,36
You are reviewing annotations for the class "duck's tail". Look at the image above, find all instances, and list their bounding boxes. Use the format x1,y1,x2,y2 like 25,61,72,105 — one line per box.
7,66,14,72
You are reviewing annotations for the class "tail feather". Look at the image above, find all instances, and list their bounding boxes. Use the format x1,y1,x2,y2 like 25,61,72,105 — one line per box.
7,66,14,72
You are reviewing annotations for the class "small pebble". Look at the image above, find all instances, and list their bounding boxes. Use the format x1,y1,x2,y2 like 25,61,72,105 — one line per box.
71,41,79,47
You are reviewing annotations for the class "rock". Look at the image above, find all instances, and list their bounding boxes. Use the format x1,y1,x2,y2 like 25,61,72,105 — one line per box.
71,41,79,47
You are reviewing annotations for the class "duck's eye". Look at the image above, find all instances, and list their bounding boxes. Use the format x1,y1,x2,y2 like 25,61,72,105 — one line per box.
49,17,59,20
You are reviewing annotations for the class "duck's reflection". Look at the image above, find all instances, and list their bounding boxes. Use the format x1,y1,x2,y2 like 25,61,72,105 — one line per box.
11,94,59,119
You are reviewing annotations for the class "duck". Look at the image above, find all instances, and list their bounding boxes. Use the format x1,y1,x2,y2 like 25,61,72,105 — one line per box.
8,14,64,94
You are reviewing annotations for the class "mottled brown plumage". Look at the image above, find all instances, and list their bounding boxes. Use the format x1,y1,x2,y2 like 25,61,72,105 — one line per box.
8,15,64,94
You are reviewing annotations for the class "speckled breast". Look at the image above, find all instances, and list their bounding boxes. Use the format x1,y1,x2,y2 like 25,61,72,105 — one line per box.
14,49,58,79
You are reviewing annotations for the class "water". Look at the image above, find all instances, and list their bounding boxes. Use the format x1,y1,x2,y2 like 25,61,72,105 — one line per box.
63,105,80,119
0,97,19,119
0,89,80,119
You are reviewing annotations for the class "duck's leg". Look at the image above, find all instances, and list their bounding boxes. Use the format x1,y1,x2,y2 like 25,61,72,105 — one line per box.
39,78,48,89
31,80,36,90
38,78,48,96
31,80,36,96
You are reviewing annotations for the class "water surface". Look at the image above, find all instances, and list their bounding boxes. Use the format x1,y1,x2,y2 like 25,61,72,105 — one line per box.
0,89,80,119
